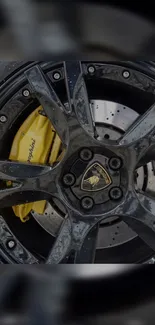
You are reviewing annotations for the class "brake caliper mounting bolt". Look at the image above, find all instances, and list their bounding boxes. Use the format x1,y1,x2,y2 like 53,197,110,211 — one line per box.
63,173,76,187
0,115,7,123
88,66,95,74
53,71,61,80
23,89,30,97
122,70,130,79
109,187,123,201
6,239,16,250
109,157,122,171
81,197,94,210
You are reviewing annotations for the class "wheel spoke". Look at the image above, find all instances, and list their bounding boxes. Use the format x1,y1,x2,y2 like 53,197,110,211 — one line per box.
45,200,125,264
75,223,99,263
46,217,72,264
46,214,97,264
0,160,51,181
25,65,69,146
0,160,56,208
138,144,155,167
120,103,155,145
119,103,155,163
0,189,53,209
64,61,96,138
119,190,155,251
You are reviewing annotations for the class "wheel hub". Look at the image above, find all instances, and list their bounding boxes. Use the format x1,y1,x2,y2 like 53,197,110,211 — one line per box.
60,141,128,218
62,152,122,206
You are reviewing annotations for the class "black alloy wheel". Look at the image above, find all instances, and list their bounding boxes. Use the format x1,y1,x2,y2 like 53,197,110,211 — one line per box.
0,61,155,264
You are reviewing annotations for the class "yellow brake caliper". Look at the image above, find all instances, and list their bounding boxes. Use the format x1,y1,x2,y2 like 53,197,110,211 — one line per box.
9,106,62,222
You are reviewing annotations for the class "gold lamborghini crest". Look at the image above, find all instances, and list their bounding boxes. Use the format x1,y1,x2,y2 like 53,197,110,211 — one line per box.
81,162,112,192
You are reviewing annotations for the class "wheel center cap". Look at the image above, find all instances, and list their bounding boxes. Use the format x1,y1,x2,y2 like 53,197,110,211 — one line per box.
62,150,126,213
81,162,112,192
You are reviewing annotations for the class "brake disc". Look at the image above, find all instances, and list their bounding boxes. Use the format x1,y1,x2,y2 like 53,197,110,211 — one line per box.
92,100,154,248
32,202,64,237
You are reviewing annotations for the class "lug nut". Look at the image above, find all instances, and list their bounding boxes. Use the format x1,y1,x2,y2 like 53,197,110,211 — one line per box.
53,71,61,80
109,187,123,201
81,197,94,210
122,70,130,79
63,173,75,186
23,89,30,97
80,148,93,161
0,115,7,123
6,239,16,250
88,66,95,74
109,157,122,171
